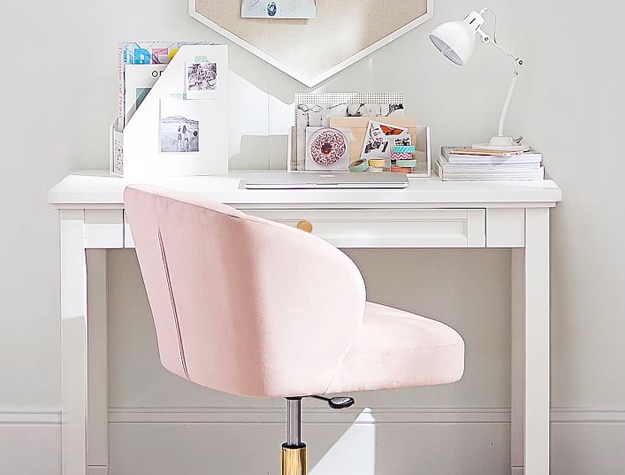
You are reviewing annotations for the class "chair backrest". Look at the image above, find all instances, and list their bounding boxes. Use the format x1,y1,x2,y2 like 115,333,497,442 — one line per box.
124,185,366,397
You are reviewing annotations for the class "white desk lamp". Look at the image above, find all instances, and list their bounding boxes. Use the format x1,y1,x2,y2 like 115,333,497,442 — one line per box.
430,8,528,152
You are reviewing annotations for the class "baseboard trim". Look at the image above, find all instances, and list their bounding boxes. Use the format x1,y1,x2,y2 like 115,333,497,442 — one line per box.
107,406,625,425
109,406,510,424
1,407,624,426
1,407,625,475
551,408,625,423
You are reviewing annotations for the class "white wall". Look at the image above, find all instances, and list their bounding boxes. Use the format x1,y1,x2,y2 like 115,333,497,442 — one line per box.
1,0,624,473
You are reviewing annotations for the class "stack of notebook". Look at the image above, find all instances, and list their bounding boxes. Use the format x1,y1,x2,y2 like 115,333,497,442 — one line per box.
435,146,544,181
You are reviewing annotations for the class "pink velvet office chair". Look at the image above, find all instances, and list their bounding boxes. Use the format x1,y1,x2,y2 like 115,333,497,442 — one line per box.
124,184,464,475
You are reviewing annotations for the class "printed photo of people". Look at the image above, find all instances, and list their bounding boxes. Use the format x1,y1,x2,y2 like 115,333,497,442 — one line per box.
160,100,200,153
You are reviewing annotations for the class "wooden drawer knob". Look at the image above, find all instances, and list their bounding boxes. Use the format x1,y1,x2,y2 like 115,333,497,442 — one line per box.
296,220,313,233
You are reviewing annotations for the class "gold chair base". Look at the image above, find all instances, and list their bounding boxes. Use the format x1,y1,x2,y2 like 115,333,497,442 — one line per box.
281,444,307,475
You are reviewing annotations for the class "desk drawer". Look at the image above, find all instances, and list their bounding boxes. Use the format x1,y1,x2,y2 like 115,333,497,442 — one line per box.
243,209,485,248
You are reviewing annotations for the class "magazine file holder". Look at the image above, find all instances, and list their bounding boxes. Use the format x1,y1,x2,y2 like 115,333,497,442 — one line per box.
112,44,229,178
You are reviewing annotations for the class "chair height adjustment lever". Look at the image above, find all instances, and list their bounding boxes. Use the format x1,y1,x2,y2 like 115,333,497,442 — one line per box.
307,395,355,409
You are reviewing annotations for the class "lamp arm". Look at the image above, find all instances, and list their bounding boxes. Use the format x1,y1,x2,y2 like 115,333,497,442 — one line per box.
489,40,523,75
490,42,523,137
477,7,524,138
497,72,518,138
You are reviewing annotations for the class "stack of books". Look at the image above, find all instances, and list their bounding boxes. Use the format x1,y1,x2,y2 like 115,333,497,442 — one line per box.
435,146,544,181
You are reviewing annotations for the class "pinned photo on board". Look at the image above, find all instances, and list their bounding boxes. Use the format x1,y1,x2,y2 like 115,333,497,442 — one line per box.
241,0,316,19
159,99,200,153
186,61,218,100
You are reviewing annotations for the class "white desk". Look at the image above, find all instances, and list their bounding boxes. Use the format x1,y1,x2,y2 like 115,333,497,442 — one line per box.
49,170,562,475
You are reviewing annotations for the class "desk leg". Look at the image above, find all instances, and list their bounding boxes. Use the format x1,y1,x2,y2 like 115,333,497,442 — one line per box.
511,208,550,475
60,211,109,475
511,246,525,475
86,250,109,475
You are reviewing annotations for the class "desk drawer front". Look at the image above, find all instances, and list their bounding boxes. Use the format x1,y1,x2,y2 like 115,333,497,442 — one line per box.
244,209,485,248
124,208,485,248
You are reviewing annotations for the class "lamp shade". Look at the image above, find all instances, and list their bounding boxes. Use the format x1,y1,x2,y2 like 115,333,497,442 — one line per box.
429,11,485,66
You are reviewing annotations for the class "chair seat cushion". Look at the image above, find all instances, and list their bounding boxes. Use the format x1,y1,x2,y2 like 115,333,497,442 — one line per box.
325,302,464,394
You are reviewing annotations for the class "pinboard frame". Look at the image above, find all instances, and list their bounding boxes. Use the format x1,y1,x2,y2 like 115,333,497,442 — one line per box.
189,0,433,87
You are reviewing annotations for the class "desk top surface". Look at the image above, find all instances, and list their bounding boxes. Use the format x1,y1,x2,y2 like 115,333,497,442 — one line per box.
49,170,562,209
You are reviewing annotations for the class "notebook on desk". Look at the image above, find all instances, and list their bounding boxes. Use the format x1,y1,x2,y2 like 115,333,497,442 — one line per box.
244,172,409,189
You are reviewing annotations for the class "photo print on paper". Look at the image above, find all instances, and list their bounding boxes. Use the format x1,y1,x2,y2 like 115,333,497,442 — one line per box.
360,121,409,160
241,0,316,19
392,135,413,148
186,61,218,100
160,99,200,153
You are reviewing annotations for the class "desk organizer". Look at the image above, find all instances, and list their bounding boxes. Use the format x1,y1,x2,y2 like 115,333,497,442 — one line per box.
110,44,229,178
328,117,431,178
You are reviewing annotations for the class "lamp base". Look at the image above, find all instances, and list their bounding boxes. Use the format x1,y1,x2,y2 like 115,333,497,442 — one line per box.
472,136,530,153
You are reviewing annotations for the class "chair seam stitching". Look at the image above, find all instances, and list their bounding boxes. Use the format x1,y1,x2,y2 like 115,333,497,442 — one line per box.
158,227,190,379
